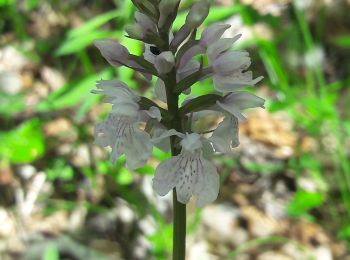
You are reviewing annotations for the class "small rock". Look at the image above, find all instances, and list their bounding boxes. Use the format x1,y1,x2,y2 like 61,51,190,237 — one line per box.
261,191,288,219
68,205,88,231
28,211,69,235
0,208,16,238
291,221,330,247
89,239,123,259
313,246,333,260
330,241,348,259
41,66,66,91
297,177,318,192
32,81,49,98
21,71,34,89
201,204,249,247
71,145,91,167
301,136,318,152
242,110,297,159
188,241,219,260
0,46,29,71
139,215,156,236
29,3,67,39
241,206,283,237
140,175,172,215
43,118,75,140
17,165,36,180
281,242,313,259
0,71,22,95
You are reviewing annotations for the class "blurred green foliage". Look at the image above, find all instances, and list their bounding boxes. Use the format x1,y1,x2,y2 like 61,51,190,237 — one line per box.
1,0,350,258
0,119,45,163
287,190,324,220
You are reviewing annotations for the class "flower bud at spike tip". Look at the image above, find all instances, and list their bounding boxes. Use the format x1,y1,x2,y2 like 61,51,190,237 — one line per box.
201,24,231,47
170,0,210,49
158,0,180,28
186,0,210,28
155,51,175,74
135,11,157,34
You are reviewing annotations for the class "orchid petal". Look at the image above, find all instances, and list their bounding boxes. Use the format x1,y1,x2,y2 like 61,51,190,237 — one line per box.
213,51,250,76
180,133,202,152
175,154,197,204
144,106,162,122
185,0,210,28
179,45,205,69
217,92,265,121
94,40,129,67
153,156,180,196
178,60,201,81
124,127,153,169
201,23,231,47
207,35,241,62
213,72,263,93
152,129,184,144
154,79,167,103
216,100,246,121
158,0,180,28
92,80,140,103
194,158,219,207
135,11,156,34
111,101,140,118
223,92,265,110
210,116,239,153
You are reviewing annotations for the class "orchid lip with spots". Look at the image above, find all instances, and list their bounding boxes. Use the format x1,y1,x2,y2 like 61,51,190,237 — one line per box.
92,0,265,209
152,132,220,207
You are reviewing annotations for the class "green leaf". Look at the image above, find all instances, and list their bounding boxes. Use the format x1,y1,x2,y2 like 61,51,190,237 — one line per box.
338,225,350,241
56,31,122,56
47,159,74,181
179,94,222,115
287,190,324,218
0,119,45,163
242,161,284,174
43,244,59,260
153,147,171,161
148,223,173,258
68,10,120,38
173,6,242,30
344,121,350,137
36,69,112,112
333,35,350,48
204,6,243,25
137,165,155,175
0,0,14,7
115,168,133,185
0,92,25,117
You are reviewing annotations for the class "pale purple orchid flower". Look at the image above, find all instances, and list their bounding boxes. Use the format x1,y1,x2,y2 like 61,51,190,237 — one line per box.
152,132,219,207
92,80,160,170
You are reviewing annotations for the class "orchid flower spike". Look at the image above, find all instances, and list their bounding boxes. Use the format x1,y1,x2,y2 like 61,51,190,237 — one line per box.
92,0,265,207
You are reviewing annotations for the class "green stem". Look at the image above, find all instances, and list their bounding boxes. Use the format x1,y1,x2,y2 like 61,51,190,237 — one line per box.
164,69,186,260
172,189,186,260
